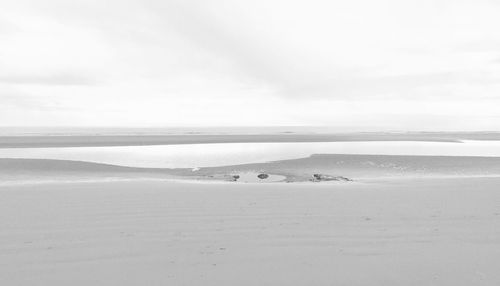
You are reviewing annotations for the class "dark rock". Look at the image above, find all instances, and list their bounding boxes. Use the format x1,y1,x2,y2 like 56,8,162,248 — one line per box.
257,173,269,179
312,174,335,181
226,174,240,181
311,174,352,182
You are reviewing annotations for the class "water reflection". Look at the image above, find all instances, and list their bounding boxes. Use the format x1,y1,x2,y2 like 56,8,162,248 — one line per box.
1,140,500,168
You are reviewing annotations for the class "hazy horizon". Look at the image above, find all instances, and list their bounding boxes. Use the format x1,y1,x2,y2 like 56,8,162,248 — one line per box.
2,125,500,135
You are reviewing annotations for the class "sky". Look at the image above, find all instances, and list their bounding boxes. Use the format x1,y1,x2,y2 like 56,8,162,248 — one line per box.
1,0,500,130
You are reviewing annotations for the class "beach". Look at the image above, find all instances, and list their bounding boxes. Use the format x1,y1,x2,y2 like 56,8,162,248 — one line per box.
4,0,500,284
1,178,500,285
1,133,500,285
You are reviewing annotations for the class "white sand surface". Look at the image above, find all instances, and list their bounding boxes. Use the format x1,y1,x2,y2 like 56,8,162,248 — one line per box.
1,178,500,286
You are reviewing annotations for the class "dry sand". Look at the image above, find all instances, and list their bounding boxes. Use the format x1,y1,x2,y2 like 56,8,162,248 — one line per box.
1,178,500,286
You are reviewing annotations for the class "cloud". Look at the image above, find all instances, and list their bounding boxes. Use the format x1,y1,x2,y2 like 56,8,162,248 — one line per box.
280,71,500,99
0,72,99,86
0,0,499,129
139,1,500,101
0,18,20,34
0,92,45,110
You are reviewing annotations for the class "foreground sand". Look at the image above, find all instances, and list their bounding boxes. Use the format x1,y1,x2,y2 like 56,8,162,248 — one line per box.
1,178,500,286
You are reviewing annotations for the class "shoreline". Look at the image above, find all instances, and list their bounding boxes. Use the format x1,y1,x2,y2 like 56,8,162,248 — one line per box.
3,153,500,184
3,174,500,187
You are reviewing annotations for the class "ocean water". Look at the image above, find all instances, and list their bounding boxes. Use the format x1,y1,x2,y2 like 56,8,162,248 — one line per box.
1,141,500,168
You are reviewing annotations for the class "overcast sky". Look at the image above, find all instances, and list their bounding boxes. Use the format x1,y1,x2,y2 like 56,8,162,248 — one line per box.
1,0,499,130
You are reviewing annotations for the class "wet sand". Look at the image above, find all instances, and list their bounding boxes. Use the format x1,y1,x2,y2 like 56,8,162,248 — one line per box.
2,153,500,183
0,132,478,148
4,131,500,149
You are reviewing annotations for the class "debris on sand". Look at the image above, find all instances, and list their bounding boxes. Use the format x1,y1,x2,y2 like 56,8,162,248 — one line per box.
311,174,352,182
225,174,240,181
257,173,269,179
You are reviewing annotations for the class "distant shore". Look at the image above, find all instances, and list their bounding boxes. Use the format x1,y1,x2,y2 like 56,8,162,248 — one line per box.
5,132,500,148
